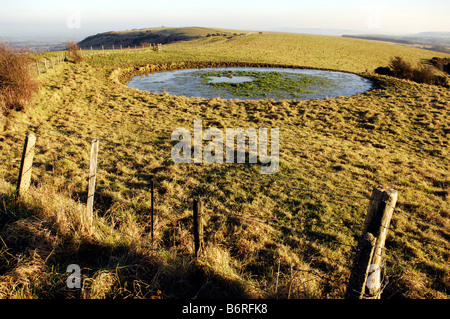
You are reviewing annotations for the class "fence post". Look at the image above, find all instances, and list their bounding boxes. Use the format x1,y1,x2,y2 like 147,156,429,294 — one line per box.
85,139,99,229
346,185,398,299
16,134,36,198
193,199,204,257
35,61,40,75
151,179,154,245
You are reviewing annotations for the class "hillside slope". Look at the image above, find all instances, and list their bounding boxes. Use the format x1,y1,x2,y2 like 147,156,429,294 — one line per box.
78,26,251,49
1,32,449,300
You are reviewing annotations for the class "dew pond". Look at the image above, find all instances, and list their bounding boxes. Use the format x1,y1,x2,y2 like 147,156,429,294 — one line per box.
127,67,374,101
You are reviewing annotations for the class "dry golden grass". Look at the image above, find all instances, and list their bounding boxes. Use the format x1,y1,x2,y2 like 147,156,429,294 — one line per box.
0,32,449,299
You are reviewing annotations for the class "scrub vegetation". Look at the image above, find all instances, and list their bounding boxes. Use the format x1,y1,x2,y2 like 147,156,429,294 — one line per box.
0,31,449,299
0,44,39,115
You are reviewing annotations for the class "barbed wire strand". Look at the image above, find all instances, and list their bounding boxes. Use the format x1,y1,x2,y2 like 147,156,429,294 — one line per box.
2,116,448,243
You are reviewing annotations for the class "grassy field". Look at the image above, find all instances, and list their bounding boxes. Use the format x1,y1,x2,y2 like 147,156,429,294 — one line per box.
0,32,449,299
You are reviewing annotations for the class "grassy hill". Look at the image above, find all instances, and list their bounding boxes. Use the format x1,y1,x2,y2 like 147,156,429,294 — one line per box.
0,31,449,299
78,26,252,49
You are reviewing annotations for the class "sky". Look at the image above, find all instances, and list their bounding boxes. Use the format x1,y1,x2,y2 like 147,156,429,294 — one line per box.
1,0,449,39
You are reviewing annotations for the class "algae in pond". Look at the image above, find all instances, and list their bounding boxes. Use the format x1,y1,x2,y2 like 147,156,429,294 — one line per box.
197,70,336,99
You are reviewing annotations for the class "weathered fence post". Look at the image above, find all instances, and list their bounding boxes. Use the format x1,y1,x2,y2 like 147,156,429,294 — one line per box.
346,185,398,299
85,139,99,229
35,61,40,75
16,134,36,198
151,179,154,245
193,199,204,257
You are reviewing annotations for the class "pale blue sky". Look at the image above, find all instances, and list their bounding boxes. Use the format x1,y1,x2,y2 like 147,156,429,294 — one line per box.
1,0,449,38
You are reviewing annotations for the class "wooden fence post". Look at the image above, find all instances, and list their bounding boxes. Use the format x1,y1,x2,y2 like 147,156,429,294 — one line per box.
35,61,40,75
151,179,154,245
193,199,204,257
16,134,36,198
346,185,398,299
85,139,99,228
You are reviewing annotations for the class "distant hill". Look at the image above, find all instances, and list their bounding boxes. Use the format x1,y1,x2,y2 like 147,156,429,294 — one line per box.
78,26,251,49
342,32,450,54
412,32,450,38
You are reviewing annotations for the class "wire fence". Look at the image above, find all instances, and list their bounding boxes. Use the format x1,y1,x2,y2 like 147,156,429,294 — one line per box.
1,115,449,298
1,116,449,236
77,33,252,53
31,53,66,76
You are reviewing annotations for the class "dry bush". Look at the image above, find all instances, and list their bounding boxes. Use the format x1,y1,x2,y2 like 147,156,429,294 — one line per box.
389,56,414,79
411,64,437,84
376,56,449,87
65,41,83,63
0,44,39,115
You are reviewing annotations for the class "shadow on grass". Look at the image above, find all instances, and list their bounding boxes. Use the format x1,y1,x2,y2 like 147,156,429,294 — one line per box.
0,189,254,299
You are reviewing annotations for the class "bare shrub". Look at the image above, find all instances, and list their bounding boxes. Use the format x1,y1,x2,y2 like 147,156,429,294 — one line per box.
389,56,414,79
0,44,39,115
376,56,449,87
412,64,437,85
430,57,450,74
65,41,83,63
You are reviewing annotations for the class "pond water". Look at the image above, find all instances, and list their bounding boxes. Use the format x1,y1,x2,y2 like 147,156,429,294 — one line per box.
127,67,374,101
208,75,257,83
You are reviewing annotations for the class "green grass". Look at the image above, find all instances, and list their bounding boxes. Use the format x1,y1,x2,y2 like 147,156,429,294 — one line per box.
0,32,449,299
196,70,335,99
